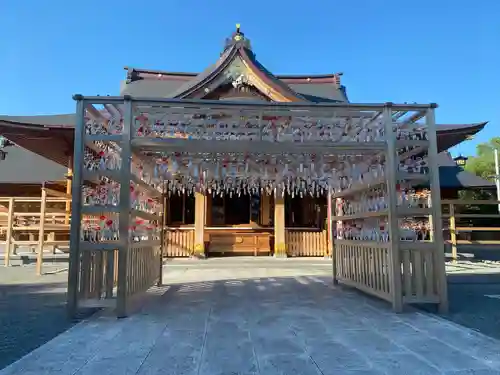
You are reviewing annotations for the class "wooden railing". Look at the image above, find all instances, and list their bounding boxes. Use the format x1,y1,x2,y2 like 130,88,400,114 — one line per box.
285,228,328,257
126,243,162,296
79,249,118,303
1,190,71,274
164,228,195,257
400,242,439,304
442,199,500,261
335,241,391,301
334,241,440,305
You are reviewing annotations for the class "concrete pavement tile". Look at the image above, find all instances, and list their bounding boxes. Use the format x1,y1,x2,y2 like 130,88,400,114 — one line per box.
306,339,373,371
252,336,306,357
159,328,205,345
75,355,146,375
259,353,322,375
444,369,500,375
366,317,422,337
398,337,488,372
203,337,254,360
370,352,441,375
333,329,406,358
323,371,384,375
137,349,201,375
200,351,259,375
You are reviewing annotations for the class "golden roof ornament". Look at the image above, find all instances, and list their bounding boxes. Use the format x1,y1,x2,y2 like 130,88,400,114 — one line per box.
223,24,251,53
234,23,242,41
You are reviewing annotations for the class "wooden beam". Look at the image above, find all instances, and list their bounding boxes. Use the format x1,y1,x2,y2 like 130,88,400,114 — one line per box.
77,95,435,112
65,156,73,225
4,197,14,267
193,192,205,257
36,188,47,275
44,187,71,199
132,138,387,154
449,203,457,261
274,192,286,257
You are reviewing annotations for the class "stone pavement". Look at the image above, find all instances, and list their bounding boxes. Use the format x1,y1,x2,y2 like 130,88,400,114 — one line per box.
2,260,500,375
0,265,76,371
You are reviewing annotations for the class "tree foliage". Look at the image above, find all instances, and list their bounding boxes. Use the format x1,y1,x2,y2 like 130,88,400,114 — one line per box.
457,137,499,219
464,137,500,180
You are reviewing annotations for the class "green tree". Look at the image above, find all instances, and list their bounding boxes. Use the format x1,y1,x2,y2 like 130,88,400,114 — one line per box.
464,137,500,180
458,137,499,222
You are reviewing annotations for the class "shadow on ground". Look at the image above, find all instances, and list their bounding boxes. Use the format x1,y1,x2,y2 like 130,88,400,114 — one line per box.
0,282,96,371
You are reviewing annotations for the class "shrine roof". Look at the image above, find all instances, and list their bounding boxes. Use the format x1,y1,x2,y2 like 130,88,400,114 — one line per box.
162,43,307,102
121,26,347,103
122,67,347,103
123,67,339,82
123,65,347,103
0,146,67,184
435,152,495,189
0,116,74,166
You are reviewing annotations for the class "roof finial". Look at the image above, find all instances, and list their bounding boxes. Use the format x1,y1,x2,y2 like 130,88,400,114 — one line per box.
236,23,241,33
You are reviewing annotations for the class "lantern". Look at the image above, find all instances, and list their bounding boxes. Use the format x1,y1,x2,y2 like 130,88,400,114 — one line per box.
454,155,468,167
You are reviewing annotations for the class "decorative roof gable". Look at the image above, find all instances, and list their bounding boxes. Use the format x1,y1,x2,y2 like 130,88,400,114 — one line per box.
169,26,306,102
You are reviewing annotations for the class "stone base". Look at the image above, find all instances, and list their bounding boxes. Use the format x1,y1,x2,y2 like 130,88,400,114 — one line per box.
273,253,288,259
190,253,207,260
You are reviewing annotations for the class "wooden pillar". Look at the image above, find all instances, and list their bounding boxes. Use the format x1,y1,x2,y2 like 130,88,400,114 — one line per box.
4,197,14,266
274,192,286,257
205,194,212,226
261,193,270,226
65,157,73,225
426,106,449,314
428,195,434,241
384,105,403,313
327,192,333,258
36,187,47,275
449,202,457,262
194,192,206,257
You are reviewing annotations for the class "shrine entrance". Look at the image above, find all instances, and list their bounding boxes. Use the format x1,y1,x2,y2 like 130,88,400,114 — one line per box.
67,95,448,318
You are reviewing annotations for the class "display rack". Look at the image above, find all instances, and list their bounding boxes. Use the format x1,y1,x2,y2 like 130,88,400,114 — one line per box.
68,100,164,316
331,106,446,312
68,97,447,317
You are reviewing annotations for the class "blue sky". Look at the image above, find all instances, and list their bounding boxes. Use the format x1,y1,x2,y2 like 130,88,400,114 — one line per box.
1,0,498,156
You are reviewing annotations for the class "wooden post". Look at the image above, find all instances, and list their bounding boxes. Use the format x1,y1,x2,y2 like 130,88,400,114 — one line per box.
117,97,133,318
36,187,47,275
426,105,449,314
261,193,270,226
193,192,206,257
4,197,14,267
274,192,286,257
65,157,73,225
326,191,333,258
158,192,166,286
428,195,434,241
384,104,403,313
449,203,457,262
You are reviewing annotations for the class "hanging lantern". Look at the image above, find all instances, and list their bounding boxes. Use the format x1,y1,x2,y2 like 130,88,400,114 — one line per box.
453,155,468,167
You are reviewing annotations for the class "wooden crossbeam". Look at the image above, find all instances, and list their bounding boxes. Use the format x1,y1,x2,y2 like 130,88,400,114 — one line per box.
44,187,71,199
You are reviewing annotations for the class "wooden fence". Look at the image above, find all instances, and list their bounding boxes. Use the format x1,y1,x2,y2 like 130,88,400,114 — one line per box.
334,241,441,307
164,228,195,257
1,189,71,274
335,241,391,301
285,229,328,257
78,249,118,303
442,199,500,261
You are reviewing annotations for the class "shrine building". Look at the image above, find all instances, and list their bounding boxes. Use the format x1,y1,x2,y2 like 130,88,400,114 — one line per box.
0,25,493,258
